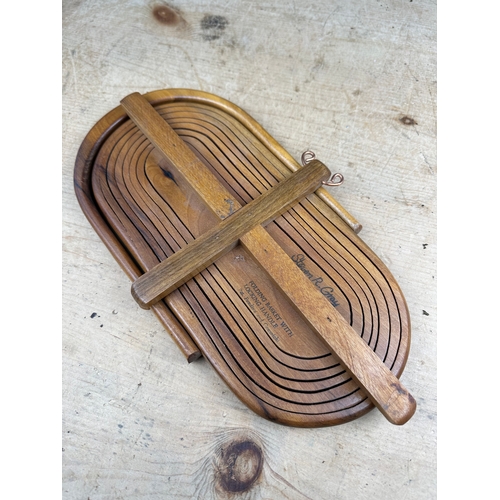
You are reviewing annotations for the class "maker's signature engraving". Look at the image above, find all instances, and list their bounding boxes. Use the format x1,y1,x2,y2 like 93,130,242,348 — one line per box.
292,254,339,307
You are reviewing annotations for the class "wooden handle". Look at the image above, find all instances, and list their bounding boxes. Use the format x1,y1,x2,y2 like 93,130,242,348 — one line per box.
120,92,416,425
132,159,330,309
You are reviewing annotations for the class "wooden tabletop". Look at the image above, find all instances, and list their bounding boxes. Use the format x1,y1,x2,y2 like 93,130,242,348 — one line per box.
62,1,436,498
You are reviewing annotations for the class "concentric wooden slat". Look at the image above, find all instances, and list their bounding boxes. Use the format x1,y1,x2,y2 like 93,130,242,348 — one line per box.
74,89,411,426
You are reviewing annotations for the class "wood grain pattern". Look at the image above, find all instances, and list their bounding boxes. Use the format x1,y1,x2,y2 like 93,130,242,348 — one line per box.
74,88,413,427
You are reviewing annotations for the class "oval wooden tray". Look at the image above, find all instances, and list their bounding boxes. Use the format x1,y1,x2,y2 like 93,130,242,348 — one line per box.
74,89,411,427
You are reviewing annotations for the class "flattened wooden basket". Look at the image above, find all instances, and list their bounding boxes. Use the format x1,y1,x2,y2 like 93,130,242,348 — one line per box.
74,89,414,427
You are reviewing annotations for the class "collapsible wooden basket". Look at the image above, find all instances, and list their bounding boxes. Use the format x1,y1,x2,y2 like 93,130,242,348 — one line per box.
74,89,414,427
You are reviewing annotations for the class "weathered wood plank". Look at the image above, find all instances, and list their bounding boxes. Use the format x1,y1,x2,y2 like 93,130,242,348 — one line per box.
63,0,436,498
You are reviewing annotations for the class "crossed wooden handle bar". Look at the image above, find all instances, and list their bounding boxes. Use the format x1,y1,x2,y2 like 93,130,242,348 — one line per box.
121,92,416,425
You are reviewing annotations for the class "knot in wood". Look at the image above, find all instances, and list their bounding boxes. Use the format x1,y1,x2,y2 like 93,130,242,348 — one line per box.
152,4,181,26
214,439,263,493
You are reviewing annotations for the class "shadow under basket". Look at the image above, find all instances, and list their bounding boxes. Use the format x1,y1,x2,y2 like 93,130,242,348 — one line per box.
74,89,413,427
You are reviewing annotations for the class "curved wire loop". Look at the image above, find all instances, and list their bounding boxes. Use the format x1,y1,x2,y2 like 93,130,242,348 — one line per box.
301,150,344,187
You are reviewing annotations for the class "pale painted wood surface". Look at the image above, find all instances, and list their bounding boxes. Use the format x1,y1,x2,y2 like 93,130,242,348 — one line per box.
62,1,436,498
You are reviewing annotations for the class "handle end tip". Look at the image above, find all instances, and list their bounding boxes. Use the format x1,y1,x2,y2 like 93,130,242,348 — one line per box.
131,282,152,310
385,389,417,425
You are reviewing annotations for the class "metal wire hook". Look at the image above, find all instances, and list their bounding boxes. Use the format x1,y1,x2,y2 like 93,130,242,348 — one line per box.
301,150,344,187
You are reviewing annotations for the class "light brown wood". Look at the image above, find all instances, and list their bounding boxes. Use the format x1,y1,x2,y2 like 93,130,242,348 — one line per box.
132,159,330,308
119,92,415,425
